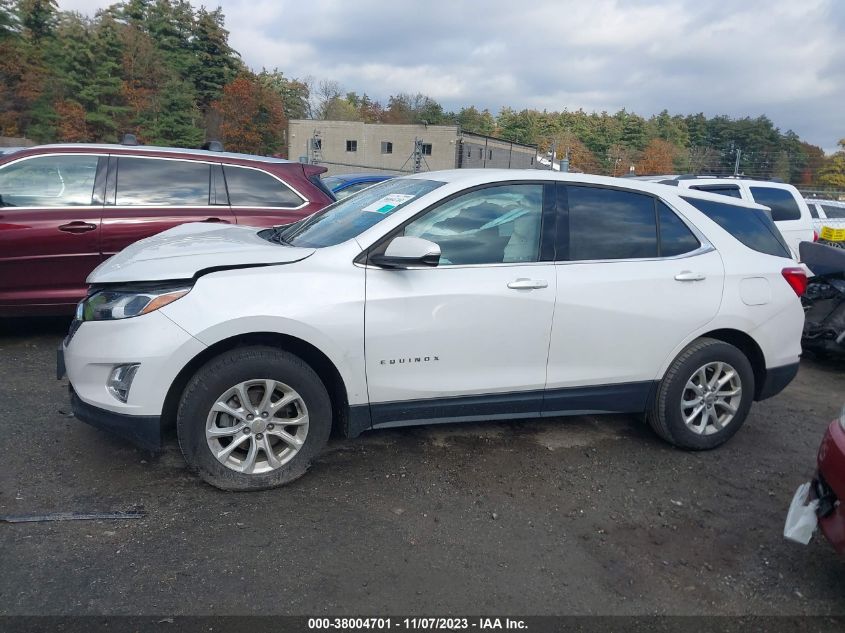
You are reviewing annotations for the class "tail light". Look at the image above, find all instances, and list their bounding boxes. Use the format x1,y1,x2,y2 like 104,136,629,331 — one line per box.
813,230,819,242
782,267,808,297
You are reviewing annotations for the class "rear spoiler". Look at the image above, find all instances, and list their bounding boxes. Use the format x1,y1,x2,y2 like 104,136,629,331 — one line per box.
302,164,328,178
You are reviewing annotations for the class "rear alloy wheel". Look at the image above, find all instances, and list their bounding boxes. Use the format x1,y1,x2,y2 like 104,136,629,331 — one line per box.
648,337,754,450
178,346,331,490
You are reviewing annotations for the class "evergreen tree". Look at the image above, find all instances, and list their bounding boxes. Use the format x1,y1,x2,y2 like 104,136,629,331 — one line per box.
192,6,240,112
18,0,56,40
79,16,130,141
146,78,204,146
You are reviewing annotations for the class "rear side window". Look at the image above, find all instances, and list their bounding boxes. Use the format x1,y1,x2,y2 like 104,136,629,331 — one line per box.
681,196,791,258
748,186,801,221
567,186,658,260
0,154,99,207
658,202,700,257
223,166,303,208
690,184,742,199
821,204,845,219
116,158,209,206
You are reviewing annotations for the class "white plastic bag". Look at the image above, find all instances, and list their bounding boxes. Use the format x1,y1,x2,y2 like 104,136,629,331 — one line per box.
784,482,819,545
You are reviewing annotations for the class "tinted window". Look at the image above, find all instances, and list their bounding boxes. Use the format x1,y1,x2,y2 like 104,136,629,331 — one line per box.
0,154,99,207
681,196,791,258
567,186,657,260
117,158,209,206
749,186,801,221
821,204,845,219
658,202,700,257
223,166,303,208
807,202,819,218
282,178,444,248
403,184,543,265
690,184,742,199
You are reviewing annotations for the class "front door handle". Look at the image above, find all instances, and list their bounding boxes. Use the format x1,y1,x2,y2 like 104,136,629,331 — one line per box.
507,278,548,290
202,217,230,223
58,221,97,233
674,271,706,282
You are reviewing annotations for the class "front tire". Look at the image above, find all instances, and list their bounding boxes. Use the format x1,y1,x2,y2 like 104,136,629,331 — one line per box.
647,337,755,450
177,346,331,491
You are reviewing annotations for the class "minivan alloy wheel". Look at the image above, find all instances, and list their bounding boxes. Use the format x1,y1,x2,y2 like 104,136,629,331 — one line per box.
206,379,309,474
681,361,742,436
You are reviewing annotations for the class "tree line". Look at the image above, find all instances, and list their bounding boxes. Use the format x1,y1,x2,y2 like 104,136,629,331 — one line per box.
1,0,843,187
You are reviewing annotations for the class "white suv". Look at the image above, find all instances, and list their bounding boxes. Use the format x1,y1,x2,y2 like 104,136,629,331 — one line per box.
60,171,806,490
639,176,815,257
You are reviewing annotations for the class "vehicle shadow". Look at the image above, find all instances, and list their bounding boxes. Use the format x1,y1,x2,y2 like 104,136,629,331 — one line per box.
0,316,72,338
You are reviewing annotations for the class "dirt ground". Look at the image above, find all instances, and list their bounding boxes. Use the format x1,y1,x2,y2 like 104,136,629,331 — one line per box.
1,317,844,617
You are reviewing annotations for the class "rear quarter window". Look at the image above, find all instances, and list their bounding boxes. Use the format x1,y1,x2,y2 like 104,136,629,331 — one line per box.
748,186,801,222
681,196,791,259
820,204,845,219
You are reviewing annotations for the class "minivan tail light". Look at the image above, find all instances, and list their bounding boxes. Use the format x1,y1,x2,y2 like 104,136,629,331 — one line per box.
782,267,808,297
813,230,819,242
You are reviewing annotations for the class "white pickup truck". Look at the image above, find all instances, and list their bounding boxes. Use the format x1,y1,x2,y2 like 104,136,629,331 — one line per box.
805,199,845,245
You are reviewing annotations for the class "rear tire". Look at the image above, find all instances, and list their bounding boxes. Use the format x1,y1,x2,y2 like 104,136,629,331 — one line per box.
177,346,331,491
647,337,754,450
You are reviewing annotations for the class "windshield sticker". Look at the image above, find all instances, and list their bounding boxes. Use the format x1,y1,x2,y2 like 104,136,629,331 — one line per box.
362,193,415,214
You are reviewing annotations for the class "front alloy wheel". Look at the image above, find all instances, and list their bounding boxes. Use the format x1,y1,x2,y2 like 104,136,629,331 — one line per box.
177,346,332,491
206,379,309,474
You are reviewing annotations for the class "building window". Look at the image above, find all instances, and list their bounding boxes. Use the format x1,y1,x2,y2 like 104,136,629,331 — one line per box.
421,143,432,156
311,138,322,150
381,141,393,154
530,156,534,165
488,149,493,160
466,146,471,158
346,140,357,152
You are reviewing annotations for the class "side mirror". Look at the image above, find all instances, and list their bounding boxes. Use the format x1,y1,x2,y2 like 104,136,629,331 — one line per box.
370,236,441,269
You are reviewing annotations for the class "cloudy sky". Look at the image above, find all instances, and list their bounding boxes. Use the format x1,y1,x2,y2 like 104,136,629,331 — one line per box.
61,0,845,152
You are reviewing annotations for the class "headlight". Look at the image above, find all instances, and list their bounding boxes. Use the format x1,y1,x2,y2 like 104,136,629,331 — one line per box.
79,285,191,321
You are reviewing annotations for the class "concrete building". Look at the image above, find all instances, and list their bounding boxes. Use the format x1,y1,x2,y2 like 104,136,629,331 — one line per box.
287,120,538,176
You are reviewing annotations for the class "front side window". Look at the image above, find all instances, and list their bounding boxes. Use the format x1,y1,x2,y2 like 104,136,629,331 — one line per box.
116,157,209,206
280,178,444,248
0,154,99,207
566,186,658,261
402,184,543,265
681,196,791,258
223,165,303,208
749,186,801,221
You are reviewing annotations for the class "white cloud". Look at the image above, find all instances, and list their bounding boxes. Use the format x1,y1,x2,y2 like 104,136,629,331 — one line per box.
56,0,845,150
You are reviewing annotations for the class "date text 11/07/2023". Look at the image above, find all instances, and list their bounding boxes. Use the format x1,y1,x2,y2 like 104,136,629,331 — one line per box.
307,618,528,630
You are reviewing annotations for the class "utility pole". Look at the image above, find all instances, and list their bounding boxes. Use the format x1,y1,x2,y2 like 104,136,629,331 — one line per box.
733,148,742,176
549,141,556,170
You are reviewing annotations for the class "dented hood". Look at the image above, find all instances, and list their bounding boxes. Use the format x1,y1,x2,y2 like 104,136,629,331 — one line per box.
87,222,315,284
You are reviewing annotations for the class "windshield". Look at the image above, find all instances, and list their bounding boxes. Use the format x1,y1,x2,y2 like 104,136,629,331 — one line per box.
279,178,444,248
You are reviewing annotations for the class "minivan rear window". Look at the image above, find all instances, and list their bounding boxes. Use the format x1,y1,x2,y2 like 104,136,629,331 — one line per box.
681,196,791,259
748,186,801,221
821,204,845,219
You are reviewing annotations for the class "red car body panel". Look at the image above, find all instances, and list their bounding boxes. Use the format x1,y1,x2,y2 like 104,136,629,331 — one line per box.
0,145,333,316
817,419,845,555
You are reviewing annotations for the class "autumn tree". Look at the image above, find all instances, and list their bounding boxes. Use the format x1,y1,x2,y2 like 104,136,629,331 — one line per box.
818,140,845,189
637,138,676,175
213,73,286,154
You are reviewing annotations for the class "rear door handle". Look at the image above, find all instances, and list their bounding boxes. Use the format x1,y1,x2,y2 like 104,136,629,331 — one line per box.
674,271,706,282
203,217,230,223
507,278,548,290
58,221,97,234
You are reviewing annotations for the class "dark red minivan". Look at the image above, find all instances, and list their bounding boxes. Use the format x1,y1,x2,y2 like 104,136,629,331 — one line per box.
0,143,334,315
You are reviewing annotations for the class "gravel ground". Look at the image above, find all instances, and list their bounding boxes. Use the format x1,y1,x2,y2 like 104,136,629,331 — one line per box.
1,317,844,616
